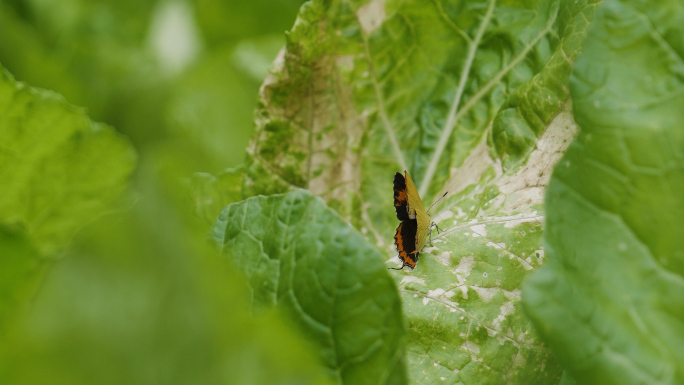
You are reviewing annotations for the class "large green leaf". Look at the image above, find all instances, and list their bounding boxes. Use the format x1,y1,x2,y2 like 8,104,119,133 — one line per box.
396,218,559,384
211,190,406,385
0,66,135,337
0,190,333,385
523,0,684,383
238,0,602,383
243,0,596,225
0,67,136,253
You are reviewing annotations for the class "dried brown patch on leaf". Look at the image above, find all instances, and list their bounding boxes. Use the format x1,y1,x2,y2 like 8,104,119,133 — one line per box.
247,40,365,218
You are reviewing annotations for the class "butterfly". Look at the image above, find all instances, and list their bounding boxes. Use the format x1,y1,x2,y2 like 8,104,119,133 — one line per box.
391,170,446,270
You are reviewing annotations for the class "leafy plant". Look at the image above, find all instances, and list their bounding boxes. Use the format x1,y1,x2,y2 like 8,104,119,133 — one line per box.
1,0,681,384
231,0,596,383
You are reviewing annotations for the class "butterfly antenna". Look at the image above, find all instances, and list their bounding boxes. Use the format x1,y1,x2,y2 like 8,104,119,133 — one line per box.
427,191,448,214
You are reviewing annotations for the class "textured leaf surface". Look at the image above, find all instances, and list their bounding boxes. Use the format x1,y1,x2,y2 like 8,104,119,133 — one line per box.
211,190,406,385
397,218,558,384
524,0,684,383
0,67,136,252
244,0,596,228
238,0,602,383
392,103,577,382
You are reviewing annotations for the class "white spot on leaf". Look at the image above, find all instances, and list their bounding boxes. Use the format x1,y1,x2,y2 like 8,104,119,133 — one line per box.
500,301,515,316
470,224,487,237
452,255,475,277
502,289,521,301
511,351,526,368
494,102,579,213
433,210,454,223
401,276,425,285
457,285,468,299
492,314,506,330
436,252,452,265
486,241,506,249
470,286,499,302
462,340,481,355
356,0,386,34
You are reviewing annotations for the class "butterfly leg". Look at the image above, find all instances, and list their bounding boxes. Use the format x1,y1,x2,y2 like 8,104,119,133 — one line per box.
388,261,414,270
427,222,441,246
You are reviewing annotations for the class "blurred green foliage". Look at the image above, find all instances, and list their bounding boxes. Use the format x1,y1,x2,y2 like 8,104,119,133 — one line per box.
0,165,334,385
0,0,304,171
0,0,335,383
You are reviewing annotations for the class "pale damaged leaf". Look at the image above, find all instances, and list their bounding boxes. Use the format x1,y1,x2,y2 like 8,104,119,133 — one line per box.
240,0,602,383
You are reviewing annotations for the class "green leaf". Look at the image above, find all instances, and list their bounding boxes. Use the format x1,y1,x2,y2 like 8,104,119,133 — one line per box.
391,100,581,384
0,67,136,253
396,218,561,384
0,195,333,385
523,0,684,383
211,190,406,385
243,0,595,232
239,0,602,383
489,0,601,170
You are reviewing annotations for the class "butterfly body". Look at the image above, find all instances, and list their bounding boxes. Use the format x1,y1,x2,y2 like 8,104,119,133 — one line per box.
392,171,431,269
